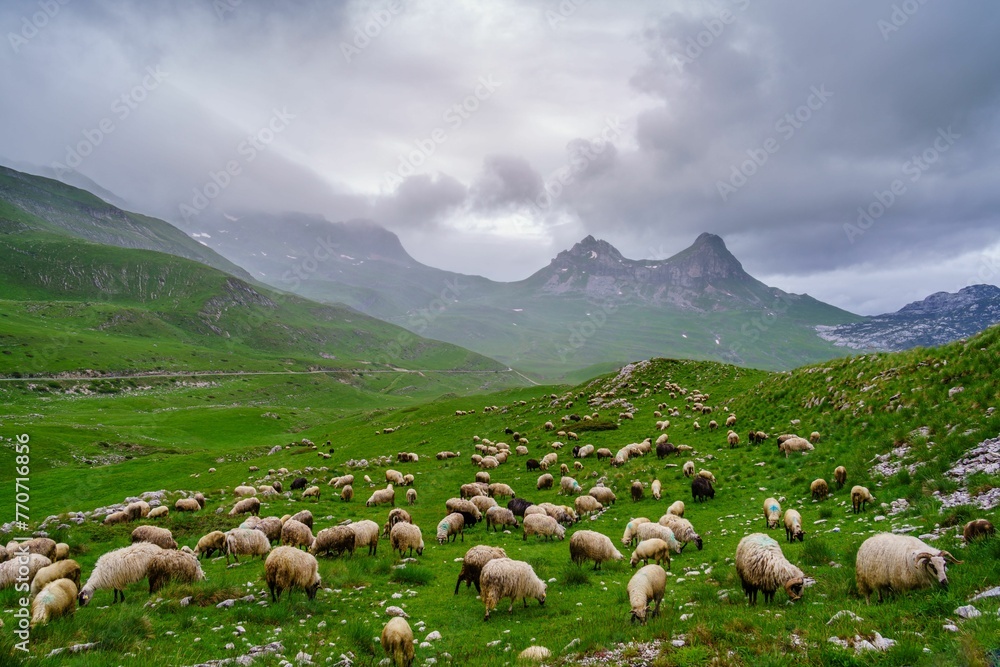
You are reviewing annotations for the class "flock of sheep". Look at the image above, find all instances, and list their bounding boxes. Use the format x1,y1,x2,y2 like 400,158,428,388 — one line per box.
3,373,997,667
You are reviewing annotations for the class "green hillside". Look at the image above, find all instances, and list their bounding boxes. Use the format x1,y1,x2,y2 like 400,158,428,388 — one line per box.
2,327,998,665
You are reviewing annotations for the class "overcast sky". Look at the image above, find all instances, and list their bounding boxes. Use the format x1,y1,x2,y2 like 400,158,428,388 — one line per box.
2,0,999,315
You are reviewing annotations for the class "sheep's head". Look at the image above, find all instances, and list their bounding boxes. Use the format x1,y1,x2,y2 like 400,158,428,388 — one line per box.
916,552,950,588
77,589,93,607
630,608,646,624
793,529,805,543
306,573,321,600
784,576,804,601
694,535,704,551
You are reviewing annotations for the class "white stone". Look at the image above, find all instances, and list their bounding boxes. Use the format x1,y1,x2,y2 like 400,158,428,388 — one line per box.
955,605,981,619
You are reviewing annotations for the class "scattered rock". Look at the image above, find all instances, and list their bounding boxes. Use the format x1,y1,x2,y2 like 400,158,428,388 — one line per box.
827,610,864,625
955,605,981,619
385,606,409,618
970,586,1000,602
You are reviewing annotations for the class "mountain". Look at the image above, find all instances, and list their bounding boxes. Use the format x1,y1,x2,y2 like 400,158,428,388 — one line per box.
181,212,861,378
816,284,1000,351
0,165,253,281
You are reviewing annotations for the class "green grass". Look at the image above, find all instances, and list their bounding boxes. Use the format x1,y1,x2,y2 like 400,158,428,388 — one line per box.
1,327,999,665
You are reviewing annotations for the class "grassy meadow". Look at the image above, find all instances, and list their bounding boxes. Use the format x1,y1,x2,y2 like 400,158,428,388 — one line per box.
1,327,1000,666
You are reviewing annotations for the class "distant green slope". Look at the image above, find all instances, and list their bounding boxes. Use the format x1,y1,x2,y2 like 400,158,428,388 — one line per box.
0,165,254,280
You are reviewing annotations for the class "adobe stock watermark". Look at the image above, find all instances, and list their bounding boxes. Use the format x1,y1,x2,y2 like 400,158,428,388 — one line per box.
878,0,932,42
340,0,405,63
50,65,168,177
373,278,464,366
555,299,618,363
844,125,959,244
532,117,622,213
673,0,751,65
381,76,501,190
10,432,31,652
546,0,588,30
179,107,295,222
716,84,832,202
7,0,71,53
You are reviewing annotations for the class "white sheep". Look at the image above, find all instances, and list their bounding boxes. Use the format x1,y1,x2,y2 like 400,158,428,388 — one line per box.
381,616,415,667
264,546,321,602
855,533,962,603
147,549,205,593
390,522,425,557
630,538,671,569
406,488,416,505
633,523,682,554
536,473,554,490
310,526,356,557
194,531,226,559
229,497,261,517
783,509,804,543
437,513,465,544
810,478,829,501
233,485,257,497
667,500,684,517
522,514,565,542
471,495,499,515
779,436,814,457
174,498,201,512
621,518,652,546
366,484,396,507
30,578,77,626
763,497,781,530
0,552,50,590
834,466,847,489
280,519,314,550
627,564,666,624
485,506,519,532
131,525,178,550
682,461,694,477
651,479,662,500
574,495,603,517
29,559,81,597
735,533,804,605
349,519,380,555
223,528,271,564
330,474,354,488
851,486,875,513
147,506,168,519
341,485,355,502
560,476,582,495
697,469,716,484
78,542,163,605
302,485,321,501
589,486,616,505
454,545,507,595
658,514,703,551
488,483,515,499
569,530,623,570
480,558,547,620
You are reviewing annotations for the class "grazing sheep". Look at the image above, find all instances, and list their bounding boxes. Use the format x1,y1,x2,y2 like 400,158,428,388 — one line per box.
763,498,781,530
475,471,491,484
851,486,875,513
194,531,226,559
630,481,644,502
735,533,805,605
254,517,283,544
78,543,162,605
507,498,534,517
809,431,821,444
658,514,703,551
454,545,507,595
480,456,500,469
526,459,540,472
302,486,321,501
229,497,261,518
574,495,602,517
515,445,529,456
576,444,595,458
541,453,558,470
570,530,623,570
621,518,652,546
963,519,995,542
174,498,201,512
518,646,552,662
7,538,57,561
630,538,671,569
124,501,150,520
233,485,257,497
147,549,205,593
779,437,814,457
727,431,740,448
461,483,487,499
381,616,415,667
834,466,847,489
30,578,77,626
310,526,356,557
691,476,714,502
522,514,565,542
692,421,700,431
682,461,694,477
810,478,829,501
471,495,499,515
341,485,355,502
264,546,321,602
855,533,962,603
281,519,314,549
480,558,547,620
588,486,616,505
560,476,583,496
445,498,482,526
0,553,50,590
349,519,381,555
405,488,416,505
385,469,404,485
726,414,737,428
131,525,177,550
537,502,577,525
536,474,554,490
437,513,465,544
596,448,613,461
486,507,519,532
402,474,414,485
627,564,666,624
655,441,675,459
696,470,716,484
366,484,396,507
330,474,354,488
784,509,805,543
391,522,425,556
290,477,308,491
708,420,718,431
147,506,168,519
634,523,682,554
53,543,69,561
29,559,81,597
544,421,555,430
667,500,685,518
223,529,271,564
489,483,516,499
651,479,662,501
